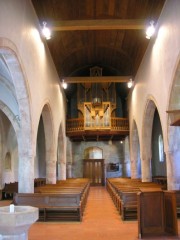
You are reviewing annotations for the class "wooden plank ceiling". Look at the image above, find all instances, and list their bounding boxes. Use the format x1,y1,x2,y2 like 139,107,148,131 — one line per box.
31,0,165,141
31,0,165,79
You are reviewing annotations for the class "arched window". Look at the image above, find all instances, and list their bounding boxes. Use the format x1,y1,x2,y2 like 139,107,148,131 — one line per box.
5,152,11,170
158,134,164,162
84,147,103,159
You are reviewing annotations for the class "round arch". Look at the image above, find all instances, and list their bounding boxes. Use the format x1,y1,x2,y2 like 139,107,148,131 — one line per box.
141,98,157,182
130,119,141,179
0,39,33,192
84,146,103,159
167,56,180,190
41,103,56,184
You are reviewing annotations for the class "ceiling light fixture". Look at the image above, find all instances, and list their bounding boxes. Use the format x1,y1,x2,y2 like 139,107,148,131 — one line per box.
127,78,133,88
42,21,51,40
62,79,67,89
146,21,155,39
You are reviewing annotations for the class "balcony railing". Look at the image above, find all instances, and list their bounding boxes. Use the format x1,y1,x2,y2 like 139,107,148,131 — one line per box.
66,117,129,133
111,117,129,131
66,118,84,132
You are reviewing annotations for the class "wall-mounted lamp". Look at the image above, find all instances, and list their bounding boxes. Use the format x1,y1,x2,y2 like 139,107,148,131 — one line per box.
127,78,133,88
146,21,155,39
62,79,67,89
42,21,51,40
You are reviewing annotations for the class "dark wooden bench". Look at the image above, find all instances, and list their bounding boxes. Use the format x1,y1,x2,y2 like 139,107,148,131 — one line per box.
2,182,18,199
120,192,138,220
34,178,46,187
1,179,46,199
106,178,163,221
13,192,82,222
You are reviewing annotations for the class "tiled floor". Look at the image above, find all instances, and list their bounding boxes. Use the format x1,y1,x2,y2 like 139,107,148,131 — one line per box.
1,188,180,240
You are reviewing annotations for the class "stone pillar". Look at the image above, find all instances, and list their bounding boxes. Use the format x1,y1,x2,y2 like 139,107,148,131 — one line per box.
165,150,180,190
130,158,138,179
141,156,152,182
67,162,72,178
18,154,34,193
46,151,56,184
58,162,66,180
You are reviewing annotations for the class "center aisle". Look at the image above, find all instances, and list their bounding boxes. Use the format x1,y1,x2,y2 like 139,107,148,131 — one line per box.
29,186,138,240
82,186,138,239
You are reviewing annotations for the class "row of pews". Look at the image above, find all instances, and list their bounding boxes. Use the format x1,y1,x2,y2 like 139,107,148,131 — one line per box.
1,178,46,200
106,177,167,221
13,178,90,222
107,177,179,238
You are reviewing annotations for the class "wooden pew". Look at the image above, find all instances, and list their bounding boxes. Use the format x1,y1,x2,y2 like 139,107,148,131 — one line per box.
120,191,138,220
34,181,90,215
13,178,90,222
2,182,18,199
13,192,82,222
1,178,47,199
34,178,46,187
106,178,163,221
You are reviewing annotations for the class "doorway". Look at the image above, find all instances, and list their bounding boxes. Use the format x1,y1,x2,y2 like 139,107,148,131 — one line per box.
83,159,105,186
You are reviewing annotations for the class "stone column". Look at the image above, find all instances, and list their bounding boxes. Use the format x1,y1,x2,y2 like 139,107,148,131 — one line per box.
58,162,66,180
130,158,138,179
141,156,152,182
165,150,180,190
46,151,56,184
67,162,72,178
18,154,34,193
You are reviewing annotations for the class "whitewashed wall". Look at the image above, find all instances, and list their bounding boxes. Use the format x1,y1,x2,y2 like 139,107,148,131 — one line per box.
129,0,180,152
129,0,180,188
0,0,66,191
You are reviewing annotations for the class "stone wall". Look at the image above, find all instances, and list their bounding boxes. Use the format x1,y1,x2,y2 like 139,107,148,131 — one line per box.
71,139,131,178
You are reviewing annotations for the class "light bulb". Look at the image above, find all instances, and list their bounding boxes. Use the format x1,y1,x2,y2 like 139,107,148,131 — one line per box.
127,79,133,88
62,80,67,89
146,21,155,39
42,22,51,40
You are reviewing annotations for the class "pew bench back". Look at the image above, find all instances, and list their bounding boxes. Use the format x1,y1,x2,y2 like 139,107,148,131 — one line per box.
13,192,82,221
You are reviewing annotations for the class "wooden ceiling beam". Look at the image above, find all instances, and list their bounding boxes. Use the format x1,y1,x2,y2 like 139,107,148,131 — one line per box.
52,19,146,31
64,76,131,83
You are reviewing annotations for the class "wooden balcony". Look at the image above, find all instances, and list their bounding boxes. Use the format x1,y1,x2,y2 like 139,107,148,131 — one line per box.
66,117,129,141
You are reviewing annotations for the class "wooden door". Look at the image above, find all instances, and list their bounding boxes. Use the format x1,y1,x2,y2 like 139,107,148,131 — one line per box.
83,159,105,186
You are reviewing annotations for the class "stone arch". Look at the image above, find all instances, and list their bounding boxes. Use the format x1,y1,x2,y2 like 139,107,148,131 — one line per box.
0,101,20,136
57,123,66,180
35,115,46,179
0,39,33,192
41,103,56,184
151,109,166,177
0,103,20,188
84,146,103,159
130,119,141,179
141,98,157,182
167,56,180,190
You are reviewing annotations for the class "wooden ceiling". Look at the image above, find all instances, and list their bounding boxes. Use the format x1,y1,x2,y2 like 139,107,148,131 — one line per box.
31,0,165,79
31,0,165,142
